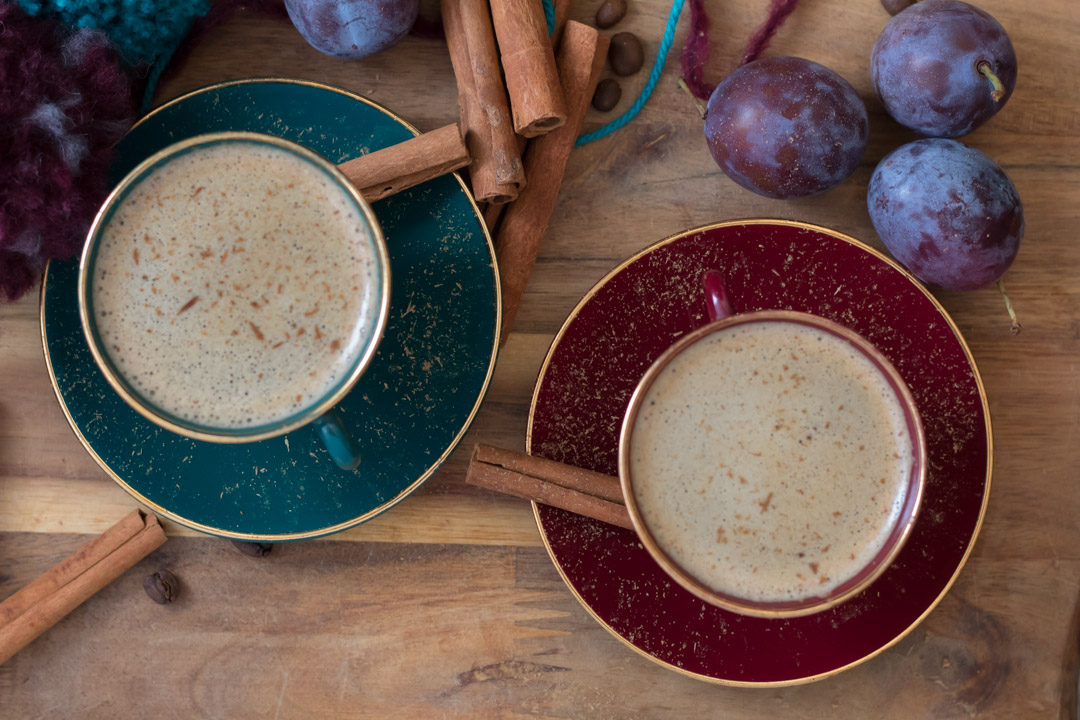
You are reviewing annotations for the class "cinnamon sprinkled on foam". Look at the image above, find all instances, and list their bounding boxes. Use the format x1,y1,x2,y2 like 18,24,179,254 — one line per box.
630,321,914,604
90,141,382,430
177,296,199,314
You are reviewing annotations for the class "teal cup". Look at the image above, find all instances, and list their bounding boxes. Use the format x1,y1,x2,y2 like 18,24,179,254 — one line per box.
77,132,391,470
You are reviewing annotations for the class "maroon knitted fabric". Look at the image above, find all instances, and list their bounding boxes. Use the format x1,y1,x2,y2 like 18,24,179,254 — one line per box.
0,2,134,300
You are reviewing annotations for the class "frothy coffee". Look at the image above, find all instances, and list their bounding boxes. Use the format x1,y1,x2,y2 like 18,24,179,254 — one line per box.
89,140,384,431
628,320,915,604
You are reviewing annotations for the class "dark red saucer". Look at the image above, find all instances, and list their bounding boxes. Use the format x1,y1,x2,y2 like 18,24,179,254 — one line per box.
527,220,991,685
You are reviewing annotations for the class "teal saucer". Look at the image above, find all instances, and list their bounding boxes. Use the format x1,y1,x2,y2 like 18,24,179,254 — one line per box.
42,79,500,540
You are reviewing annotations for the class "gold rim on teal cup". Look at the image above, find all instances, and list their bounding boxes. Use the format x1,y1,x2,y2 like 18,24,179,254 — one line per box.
77,132,392,458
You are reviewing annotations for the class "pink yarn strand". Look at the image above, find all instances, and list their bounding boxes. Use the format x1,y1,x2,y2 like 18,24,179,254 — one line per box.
680,0,803,101
679,0,714,100
739,0,802,66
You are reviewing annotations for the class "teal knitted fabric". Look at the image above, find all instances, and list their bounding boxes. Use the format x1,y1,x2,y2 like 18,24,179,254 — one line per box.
14,0,210,65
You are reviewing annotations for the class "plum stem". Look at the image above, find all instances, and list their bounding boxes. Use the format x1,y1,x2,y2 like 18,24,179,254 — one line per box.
996,278,1021,335
977,61,1007,102
677,78,707,118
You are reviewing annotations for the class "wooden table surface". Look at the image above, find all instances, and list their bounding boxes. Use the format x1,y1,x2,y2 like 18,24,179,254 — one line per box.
2,0,1078,716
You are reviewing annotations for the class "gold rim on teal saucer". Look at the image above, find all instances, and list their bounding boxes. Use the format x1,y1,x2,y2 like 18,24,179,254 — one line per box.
41,78,501,542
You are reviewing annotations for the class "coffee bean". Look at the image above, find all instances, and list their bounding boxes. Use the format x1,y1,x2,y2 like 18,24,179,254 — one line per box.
143,569,180,604
880,0,914,15
592,79,622,112
609,32,644,76
595,0,627,29
231,539,273,557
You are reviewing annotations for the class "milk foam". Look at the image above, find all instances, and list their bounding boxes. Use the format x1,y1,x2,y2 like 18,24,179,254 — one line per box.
629,320,914,604
90,141,383,431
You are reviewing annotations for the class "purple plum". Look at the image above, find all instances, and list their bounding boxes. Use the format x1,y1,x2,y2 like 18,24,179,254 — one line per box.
868,138,1023,291
871,0,1017,138
704,57,869,199
285,0,419,59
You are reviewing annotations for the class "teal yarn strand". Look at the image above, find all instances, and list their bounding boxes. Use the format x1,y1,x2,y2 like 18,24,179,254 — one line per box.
542,0,555,35
576,0,686,146
14,0,210,66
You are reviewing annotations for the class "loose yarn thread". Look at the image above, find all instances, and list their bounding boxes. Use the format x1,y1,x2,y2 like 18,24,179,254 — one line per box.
682,0,804,101
679,0,713,101
575,0,686,145
578,0,805,144
737,0,802,68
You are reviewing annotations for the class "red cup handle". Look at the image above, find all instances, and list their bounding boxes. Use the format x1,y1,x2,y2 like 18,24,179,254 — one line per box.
703,270,734,322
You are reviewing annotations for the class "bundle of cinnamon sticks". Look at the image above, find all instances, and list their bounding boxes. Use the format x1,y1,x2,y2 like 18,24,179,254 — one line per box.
0,509,167,664
441,0,609,343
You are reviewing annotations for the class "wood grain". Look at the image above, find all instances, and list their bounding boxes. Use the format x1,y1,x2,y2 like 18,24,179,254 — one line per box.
1,0,1079,716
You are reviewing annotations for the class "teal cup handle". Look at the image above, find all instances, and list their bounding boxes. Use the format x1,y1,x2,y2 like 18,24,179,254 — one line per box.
313,412,362,471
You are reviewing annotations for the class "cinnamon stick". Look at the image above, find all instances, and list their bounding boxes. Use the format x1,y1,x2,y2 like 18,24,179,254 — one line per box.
0,509,147,627
442,0,525,204
482,1,577,237
551,0,576,47
483,202,506,235
337,124,470,202
494,21,609,344
467,444,632,530
489,0,568,137
0,509,167,665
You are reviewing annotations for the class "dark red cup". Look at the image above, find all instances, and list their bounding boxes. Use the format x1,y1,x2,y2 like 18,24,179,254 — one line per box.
618,271,926,618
